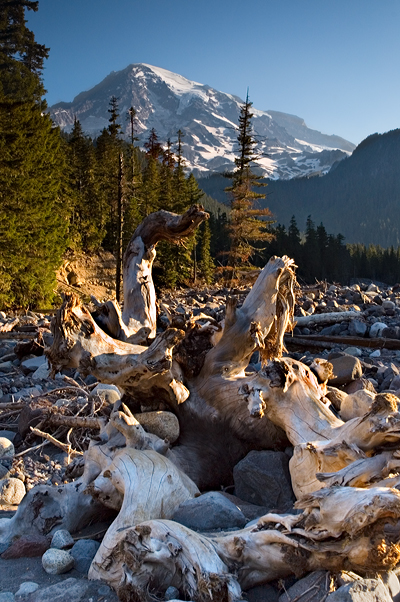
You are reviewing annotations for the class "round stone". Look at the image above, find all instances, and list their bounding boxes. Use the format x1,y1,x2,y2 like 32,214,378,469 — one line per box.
42,548,75,574
135,411,180,443
0,478,25,505
51,529,74,550
15,582,39,596
0,437,14,459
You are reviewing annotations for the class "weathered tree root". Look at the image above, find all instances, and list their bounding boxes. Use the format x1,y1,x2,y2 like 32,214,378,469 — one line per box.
89,486,400,601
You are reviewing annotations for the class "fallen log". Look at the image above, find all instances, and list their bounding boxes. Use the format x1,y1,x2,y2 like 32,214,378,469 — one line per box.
285,334,400,350
294,311,361,327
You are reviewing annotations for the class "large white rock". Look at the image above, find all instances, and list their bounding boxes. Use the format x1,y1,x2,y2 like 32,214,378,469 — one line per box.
42,548,75,574
0,478,25,505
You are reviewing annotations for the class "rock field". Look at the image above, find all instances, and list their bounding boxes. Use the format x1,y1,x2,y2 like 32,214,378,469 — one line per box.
2,280,400,600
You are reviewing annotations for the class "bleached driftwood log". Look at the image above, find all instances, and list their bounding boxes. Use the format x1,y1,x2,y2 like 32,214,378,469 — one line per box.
0,404,197,545
89,486,400,601
294,311,361,327
94,205,208,344
6,206,400,600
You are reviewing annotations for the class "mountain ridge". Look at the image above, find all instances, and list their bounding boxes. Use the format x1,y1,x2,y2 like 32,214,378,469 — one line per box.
198,129,400,248
49,63,355,180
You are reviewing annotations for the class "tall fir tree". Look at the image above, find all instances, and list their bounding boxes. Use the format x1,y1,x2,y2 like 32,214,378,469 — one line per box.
0,0,69,307
225,92,273,281
95,96,123,252
123,106,142,248
67,118,104,251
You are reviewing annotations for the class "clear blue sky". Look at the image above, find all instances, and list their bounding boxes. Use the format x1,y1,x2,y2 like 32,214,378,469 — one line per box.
27,0,400,145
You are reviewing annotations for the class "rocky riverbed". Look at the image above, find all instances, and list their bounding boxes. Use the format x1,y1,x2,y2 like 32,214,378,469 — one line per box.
2,280,400,601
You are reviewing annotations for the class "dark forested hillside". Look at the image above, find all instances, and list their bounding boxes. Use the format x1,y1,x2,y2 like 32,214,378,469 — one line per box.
198,129,400,247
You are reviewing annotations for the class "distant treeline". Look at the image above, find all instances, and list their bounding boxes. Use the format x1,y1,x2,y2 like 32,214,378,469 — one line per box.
198,128,400,248
261,215,400,286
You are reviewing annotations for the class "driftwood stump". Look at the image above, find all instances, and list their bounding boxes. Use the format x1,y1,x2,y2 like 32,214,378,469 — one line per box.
2,205,400,601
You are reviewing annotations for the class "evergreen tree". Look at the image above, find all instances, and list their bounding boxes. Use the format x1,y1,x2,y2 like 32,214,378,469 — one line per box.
158,138,175,212
225,91,273,281
287,215,302,264
123,107,142,247
67,118,104,251
95,96,123,252
0,0,68,307
141,129,161,216
198,220,214,284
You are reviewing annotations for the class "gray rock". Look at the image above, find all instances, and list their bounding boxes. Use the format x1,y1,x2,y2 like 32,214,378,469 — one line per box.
348,320,367,337
328,355,363,386
0,361,14,373
326,578,392,601
246,584,279,602
21,356,47,371
383,300,396,311
0,594,14,602
0,463,11,480
13,386,42,401
41,548,75,574
0,477,25,505
31,360,50,381
343,346,362,357
369,322,388,338
279,571,331,602
26,578,89,602
172,491,246,531
70,538,100,574
165,586,180,600
0,437,14,459
90,383,121,404
325,386,348,411
50,529,74,550
233,450,295,512
0,430,16,442
15,581,39,597
382,326,400,339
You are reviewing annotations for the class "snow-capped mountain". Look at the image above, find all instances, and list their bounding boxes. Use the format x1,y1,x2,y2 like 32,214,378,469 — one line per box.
50,63,355,180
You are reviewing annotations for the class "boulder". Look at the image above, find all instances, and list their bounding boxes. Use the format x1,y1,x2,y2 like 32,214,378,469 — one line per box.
326,578,392,601
172,491,246,531
348,320,367,337
15,581,39,598
328,355,363,386
0,477,25,505
51,529,74,550
70,538,100,574
42,548,75,575
233,450,295,512
1,534,50,559
340,389,375,421
279,571,331,602
0,437,14,459
369,322,388,338
135,411,179,443
90,383,121,405
246,584,280,602
325,387,348,412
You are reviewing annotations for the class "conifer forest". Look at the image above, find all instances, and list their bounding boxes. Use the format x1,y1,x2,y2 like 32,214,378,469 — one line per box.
2,1,400,309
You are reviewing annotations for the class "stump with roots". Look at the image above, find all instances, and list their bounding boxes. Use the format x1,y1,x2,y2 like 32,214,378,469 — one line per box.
2,204,400,601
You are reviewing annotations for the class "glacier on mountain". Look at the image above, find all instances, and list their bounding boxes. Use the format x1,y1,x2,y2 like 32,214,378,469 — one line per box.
49,63,355,180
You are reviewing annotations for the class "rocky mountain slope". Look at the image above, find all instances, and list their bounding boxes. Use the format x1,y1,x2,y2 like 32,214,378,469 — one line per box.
49,63,354,180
